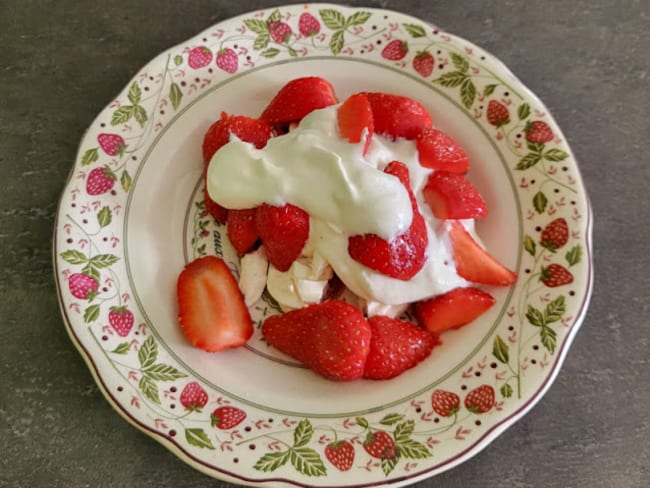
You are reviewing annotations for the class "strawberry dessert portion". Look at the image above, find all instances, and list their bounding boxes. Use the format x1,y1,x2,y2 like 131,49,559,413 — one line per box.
176,76,517,381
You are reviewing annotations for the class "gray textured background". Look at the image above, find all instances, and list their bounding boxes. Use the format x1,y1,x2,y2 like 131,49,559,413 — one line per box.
1,1,649,487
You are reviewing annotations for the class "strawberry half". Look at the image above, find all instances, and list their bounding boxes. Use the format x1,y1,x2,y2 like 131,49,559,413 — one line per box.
416,128,470,173
415,287,496,334
176,256,253,352
261,300,371,381
348,161,428,280
337,93,374,155
363,316,438,380
364,92,432,140
260,77,338,127
448,221,517,286
256,203,310,272
423,171,487,220
226,208,259,256
204,185,228,224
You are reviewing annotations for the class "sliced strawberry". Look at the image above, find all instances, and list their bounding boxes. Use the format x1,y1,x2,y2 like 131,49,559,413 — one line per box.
423,171,487,220
261,300,371,381
363,92,433,140
256,203,310,272
416,128,470,173
226,208,259,256
337,93,374,155
177,256,253,352
448,221,517,286
415,287,496,334
260,77,338,127
202,112,273,169
363,315,438,380
348,161,428,280
204,184,229,224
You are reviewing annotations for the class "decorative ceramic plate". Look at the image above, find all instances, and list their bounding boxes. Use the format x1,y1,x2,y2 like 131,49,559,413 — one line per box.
54,4,593,486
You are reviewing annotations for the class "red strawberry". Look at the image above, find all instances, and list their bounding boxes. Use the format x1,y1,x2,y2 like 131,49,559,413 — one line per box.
260,77,338,127
268,21,292,43
216,48,238,73
363,316,437,380
337,93,374,155
324,440,355,471
177,255,253,352
381,39,408,60
187,46,213,69
416,128,470,173
448,221,517,286
204,185,228,224
413,50,434,77
540,217,569,251
298,12,321,37
431,389,461,417
108,306,134,337
364,92,433,140
422,171,487,220
226,208,259,256
525,120,553,143
363,431,396,460
348,161,428,280
210,406,247,429
540,263,573,287
464,385,495,414
86,166,116,195
180,382,208,412
415,287,496,334
256,203,309,272
97,133,126,156
68,273,99,300
261,300,371,381
202,112,273,168
486,100,509,127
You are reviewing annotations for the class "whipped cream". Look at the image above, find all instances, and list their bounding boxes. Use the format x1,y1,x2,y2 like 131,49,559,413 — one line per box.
206,105,470,308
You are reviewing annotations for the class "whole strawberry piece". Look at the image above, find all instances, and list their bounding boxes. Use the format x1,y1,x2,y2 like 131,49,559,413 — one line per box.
540,263,573,287
68,273,99,300
211,406,247,429
86,166,116,195
97,133,126,156
363,431,396,460
216,48,238,73
464,385,495,414
261,300,371,381
413,50,434,77
298,12,321,37
364,92,432,140
269,21,292,43
364,316,437,380
486,100,510,127
188,46,213,69
540,217,569,251
180,382,209,412
227,208,260,256
381,39,408,60
431,389,461,417
204,185,228,224
525,120,553,143
256,203,309,272
416,128,470,173
324,440,354,471
108,306,134,337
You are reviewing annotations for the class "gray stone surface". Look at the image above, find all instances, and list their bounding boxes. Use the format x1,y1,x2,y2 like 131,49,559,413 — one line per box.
1,0,649,487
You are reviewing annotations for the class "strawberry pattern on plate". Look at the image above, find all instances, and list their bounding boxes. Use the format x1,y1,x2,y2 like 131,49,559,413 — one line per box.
54,3,592,486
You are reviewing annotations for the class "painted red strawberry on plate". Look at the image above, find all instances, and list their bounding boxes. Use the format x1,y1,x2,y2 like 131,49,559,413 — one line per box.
464,385,495,414
363,315,437,380
86,166,116,195
431,389,461,417
261,300,371,381
68,273,99,300
540,263,573,287
486,100,509,127
324,440,355,471
211,406,246,429
413,50,434,77
269,21,292,43
187,46,213,69
108,306,134,337
256,203,309,272
180,382,209,412
97,133,126,156
416,128,470,173
381,39,408,60
540,217,569,251
422,171,487,220
216,48,238,73
364,92,432,140
415,287,496,334
176,255,253,352
363,431,396,460
525,120,553,143
298,12,320,37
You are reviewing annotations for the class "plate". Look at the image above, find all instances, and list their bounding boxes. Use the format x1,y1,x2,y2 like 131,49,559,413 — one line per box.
54,4,593,486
